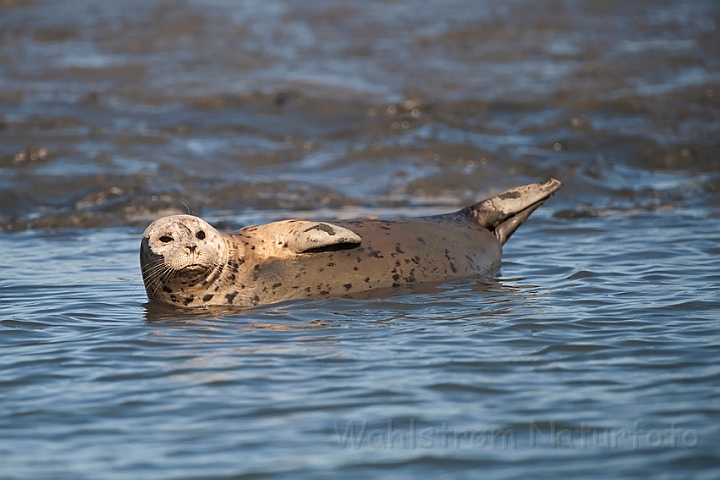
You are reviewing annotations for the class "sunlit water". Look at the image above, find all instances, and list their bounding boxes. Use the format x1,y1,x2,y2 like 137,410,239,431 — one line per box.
3,210,718,479
2,0,720,478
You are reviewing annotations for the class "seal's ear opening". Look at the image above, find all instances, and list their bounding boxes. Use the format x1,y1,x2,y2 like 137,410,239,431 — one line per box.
462,178,562,245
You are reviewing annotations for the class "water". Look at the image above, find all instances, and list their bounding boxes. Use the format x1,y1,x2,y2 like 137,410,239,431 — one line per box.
1,0,720,478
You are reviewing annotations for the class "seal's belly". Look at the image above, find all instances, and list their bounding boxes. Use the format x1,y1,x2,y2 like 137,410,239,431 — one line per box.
241,218,501,306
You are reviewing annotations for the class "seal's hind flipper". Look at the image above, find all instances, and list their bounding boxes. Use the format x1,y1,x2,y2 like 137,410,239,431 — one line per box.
462,178,562,245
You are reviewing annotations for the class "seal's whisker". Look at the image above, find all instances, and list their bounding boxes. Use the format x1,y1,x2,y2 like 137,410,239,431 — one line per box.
129,272,149,298
141,269,167,290
142,264,168,281
146,266,174,287
142,263,176,296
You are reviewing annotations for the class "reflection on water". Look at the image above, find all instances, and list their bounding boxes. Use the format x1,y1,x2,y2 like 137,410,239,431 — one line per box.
1,0,719,478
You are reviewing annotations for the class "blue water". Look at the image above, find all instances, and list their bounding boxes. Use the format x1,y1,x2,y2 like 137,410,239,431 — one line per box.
2,209,719,479
2,0,720,478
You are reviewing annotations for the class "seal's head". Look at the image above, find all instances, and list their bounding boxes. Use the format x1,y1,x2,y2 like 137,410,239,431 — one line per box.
140,215,229,302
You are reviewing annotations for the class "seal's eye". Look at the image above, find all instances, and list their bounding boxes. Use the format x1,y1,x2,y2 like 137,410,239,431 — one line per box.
159,235,173,243
196,230,206,240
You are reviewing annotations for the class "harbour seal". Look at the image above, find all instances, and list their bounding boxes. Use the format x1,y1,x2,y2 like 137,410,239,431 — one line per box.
140,178,561,308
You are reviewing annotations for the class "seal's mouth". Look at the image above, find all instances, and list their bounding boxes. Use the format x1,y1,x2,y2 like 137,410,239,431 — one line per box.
178,264,208,273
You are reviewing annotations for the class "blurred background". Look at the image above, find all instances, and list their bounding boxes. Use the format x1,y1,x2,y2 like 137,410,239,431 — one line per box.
2,0,718,230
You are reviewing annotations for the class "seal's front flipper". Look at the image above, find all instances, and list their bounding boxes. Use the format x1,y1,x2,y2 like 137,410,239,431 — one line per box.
269,220,362,254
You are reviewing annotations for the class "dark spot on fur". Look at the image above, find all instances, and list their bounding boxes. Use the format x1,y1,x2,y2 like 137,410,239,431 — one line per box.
272,283,282,289
253,295,260,305
228,274,236,282
395,244,405,254
392,282,401,288
405,269,417,283
444,249,458,273
392,274,400,281
417,237,425,244
498,191,522,200
319,290,330,295
327,262,335,267
364,277,370,283
203,294,214,302
304,223,336,235
162,285,173,293
170,294,178,303
353,266,359,271
343,283,352,290
356,257,363,263
183,296,194,306
367,247,383,258
380,225,391,230
412,256,421,264
305,287,312,293
225,291,238,304
395,260,401,267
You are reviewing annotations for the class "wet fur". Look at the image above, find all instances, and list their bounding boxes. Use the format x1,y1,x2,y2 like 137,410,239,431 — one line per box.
140,179,561,308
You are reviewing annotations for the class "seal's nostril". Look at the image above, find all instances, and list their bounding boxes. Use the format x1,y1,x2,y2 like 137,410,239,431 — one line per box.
187,245,197,253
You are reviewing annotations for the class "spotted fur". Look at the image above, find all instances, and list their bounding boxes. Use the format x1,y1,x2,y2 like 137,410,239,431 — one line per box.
140,179,561,308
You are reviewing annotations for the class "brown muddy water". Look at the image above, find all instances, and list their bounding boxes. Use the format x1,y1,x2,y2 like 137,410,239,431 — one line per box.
1,1,719,479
